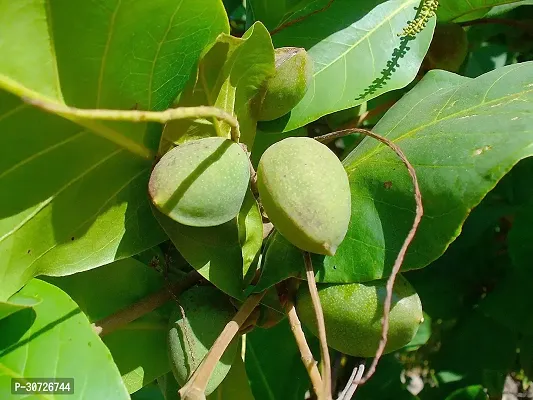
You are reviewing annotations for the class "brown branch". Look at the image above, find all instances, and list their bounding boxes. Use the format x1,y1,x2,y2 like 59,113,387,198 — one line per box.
304,251,332,400
315,128,423,385
270,0,335,36
285,299,323,397
459,18,533,33
179,291,266,399
93,270,201,336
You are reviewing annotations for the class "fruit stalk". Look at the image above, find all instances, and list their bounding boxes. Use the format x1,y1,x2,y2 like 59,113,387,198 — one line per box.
315,128,423,384
304,251,332,400
23,97,242,148
285,299,323,397
179,291,266,399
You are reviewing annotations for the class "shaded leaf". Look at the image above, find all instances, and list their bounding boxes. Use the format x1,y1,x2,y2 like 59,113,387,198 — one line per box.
0,279,129,399
445,385,488,400
246,319,317,400
246,0,322,31
478,203,533,334
46,258,170,394
207,355,255,400
431,311,518,396
0,296,41,322
154,190,262,299
259,0,435,132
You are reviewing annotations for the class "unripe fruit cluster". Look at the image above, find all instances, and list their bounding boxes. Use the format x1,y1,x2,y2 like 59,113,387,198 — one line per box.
150,45,423,394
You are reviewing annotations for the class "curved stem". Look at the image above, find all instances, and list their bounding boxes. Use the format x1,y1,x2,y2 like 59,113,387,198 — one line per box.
23,98,242,148
315,128,423,385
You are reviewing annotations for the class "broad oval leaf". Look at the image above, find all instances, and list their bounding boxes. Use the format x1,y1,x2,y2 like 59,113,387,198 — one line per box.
259,0,435,132
258,62,533,288
0,0,229,299
46,258,171,394
0,279,129,399
0,92,166,300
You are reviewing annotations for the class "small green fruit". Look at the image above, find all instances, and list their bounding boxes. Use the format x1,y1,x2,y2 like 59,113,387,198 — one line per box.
296,275,424,357
256,47,313,121
257,137,351,256
425,23,468,72
149,137,250,227
167,286,239,396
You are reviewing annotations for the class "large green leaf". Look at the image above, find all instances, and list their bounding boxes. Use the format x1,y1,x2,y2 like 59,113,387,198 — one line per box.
246,319,317,400
437,0,527,22
0,0,229,300
0,279,129,399
258,62,533,288
161,22,275,150
258,0,435,132
46,258,171,394
154,190,263,299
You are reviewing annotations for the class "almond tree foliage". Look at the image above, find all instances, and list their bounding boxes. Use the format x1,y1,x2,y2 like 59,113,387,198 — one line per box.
1,0,533,399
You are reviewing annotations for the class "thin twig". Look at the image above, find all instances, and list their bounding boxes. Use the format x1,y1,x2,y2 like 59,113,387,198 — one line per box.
285,299,323,397
178,291,266,399
93,270,201,336
459,18,533,33
22,97,242,144
315,128,423,385
337,360,365,400
304,251,332,400
270,0,335,35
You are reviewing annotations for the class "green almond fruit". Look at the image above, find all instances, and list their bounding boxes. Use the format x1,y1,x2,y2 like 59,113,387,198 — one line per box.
257,137,351,256
149,137,250,227
256,47,313,121
296,275,424,357
167,286,239,396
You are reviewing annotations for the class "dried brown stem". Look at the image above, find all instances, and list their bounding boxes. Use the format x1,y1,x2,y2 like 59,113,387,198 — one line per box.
285,299,323,397
93,270,201,336
315,128,423,385
270,0,335,36
304,251,332,400
179,291,266,399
